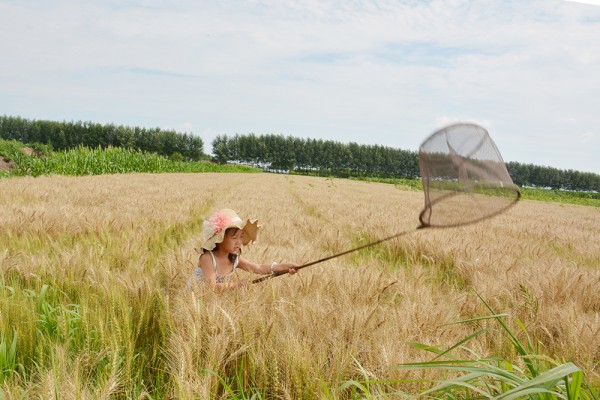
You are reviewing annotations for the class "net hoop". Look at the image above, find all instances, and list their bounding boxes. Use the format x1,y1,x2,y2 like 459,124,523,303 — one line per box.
418,186,521,228
418,122,521,228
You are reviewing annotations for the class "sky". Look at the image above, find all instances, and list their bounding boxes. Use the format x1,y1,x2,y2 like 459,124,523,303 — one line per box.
1,0,599,174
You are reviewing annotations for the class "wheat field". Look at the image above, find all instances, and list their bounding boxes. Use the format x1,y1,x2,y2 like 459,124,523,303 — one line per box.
0,172,598,398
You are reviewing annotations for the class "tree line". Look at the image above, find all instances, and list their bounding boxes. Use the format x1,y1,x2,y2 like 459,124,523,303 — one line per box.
212,133,600,192
506,162,599,192
0,115,205,161
2,115,597,191
212,133,420,179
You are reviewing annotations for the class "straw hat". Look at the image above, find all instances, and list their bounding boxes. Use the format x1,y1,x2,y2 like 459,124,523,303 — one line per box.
200,208,260,251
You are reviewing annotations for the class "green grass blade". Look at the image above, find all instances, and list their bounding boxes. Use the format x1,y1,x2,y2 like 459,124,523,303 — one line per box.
499,387,564,400
475,292,538,376
404,341,446,356
394,362,527,387
441,314,511,326
432,328,494,361
566,371,583,400
496,362,581,399
200,369,239,398
422,378,495,399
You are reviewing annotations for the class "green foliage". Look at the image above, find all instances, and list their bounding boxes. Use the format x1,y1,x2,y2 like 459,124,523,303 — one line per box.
336,357,392,399
0,331,21,384
201,366,267,400
169,151,184,162
4,115,599,191
1,140,260,177
212,133,600,192
22,285,83,347
0,115,205,161
212,133,421,179
0,138,51,163
0,138,24,160
520,187,600,207
212,134,230,164
9,136,594,207
390,294,599,399
507,161,600,192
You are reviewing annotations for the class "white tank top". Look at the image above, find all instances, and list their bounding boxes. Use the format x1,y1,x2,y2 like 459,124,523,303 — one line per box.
193,251,239,284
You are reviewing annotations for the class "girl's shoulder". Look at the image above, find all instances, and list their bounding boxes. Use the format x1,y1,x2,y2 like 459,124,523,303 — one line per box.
199,250,215,265
199,250,210,258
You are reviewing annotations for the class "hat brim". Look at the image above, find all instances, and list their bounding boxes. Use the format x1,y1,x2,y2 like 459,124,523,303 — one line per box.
241,219,259,245
201,218,260,251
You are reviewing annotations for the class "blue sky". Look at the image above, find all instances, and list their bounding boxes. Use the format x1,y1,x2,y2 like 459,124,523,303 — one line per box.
1,0,599,174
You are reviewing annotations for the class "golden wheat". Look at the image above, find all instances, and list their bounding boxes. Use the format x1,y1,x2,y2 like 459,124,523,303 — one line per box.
0,173,598,398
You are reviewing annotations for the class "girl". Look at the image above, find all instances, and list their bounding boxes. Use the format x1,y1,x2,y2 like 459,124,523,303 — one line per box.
193,208,298,291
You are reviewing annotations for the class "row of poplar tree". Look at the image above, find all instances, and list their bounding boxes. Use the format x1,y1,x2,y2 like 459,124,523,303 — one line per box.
0,115,205,161
212,133,419,178
1,115,597,191
212,133,600,192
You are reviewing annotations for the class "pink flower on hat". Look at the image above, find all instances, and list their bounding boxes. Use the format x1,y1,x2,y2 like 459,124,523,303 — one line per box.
209,212,232,234
200,208,260,252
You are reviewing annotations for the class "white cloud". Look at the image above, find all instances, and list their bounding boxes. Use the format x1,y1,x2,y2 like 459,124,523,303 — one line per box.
1,0,599,173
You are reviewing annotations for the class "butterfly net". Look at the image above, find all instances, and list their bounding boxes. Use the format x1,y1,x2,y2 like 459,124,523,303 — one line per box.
253,122,521,283
418,123,520,228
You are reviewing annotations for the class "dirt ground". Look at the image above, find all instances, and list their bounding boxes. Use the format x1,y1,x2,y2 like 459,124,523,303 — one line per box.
0,157,12,172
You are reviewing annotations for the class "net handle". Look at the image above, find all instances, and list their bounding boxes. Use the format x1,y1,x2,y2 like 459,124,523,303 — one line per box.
252,226,423,284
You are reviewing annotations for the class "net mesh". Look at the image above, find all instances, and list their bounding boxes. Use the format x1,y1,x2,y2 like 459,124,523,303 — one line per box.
418,123,520,228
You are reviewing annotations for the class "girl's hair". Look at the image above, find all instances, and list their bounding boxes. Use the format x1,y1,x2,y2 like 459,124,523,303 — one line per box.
213,227,242,263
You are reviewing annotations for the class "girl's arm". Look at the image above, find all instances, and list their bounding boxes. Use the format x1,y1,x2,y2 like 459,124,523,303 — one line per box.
198,253,249,291
238,258,299,275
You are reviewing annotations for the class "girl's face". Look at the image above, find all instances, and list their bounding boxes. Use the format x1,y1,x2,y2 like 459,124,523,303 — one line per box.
220,228,243,254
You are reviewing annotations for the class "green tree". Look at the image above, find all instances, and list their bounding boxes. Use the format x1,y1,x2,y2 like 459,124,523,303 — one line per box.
212,135,229,164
